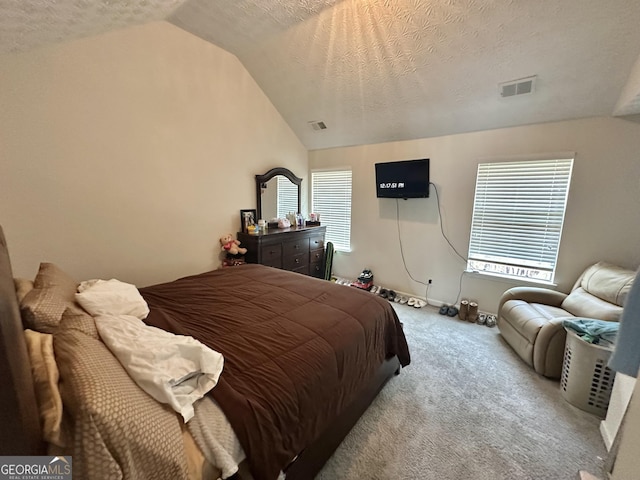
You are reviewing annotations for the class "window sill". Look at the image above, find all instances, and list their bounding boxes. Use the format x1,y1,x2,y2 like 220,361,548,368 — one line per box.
465,270,558,288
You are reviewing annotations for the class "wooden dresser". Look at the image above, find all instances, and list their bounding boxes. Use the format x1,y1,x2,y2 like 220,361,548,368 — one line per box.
237,226,326,277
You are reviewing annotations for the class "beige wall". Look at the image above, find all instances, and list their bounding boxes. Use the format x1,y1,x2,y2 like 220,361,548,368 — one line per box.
309,116,640,313
611,369,640,479
601,374,636,450
0,21,307,286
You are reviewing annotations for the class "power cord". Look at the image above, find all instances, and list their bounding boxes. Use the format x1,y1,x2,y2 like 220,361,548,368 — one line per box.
454,269,465,306
396,183,469,306
430,182,468,264
396,198,429,288
431,182,469,305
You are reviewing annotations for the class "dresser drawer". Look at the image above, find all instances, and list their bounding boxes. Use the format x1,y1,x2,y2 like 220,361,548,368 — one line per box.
310,249,324,264
309,235,324,252
291,264,310,276
284,252,309,271
310,261,324,278
237,226,325,278
260,244,282,268
283,238,310,256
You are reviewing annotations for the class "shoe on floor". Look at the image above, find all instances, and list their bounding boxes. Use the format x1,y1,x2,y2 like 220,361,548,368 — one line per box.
439,304,449,315
477,313,487,325
399,296,408,304
446,306,459,317
379,288,388,299
458,299,469,321
357,269,374,283
408,297,417,306
467,301,478,323
352,280,373,290
413,299,426,308
485,314,497,327
387,290,397,302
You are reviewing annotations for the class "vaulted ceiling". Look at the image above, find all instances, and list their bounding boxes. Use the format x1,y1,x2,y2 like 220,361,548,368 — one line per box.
2,0,640,150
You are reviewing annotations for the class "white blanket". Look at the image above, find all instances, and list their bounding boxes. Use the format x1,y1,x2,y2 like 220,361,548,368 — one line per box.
76,278,150,320
95,314,224,422
78,277,224,422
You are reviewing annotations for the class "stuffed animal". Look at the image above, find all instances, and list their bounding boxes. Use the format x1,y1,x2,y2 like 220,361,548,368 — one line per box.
220,234,247,256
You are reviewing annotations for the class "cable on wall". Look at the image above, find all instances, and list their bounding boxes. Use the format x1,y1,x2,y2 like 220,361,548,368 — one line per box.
430,182,468,264
396,198,428,287
396,198,433,306
396,184,469,307
431,182,470,305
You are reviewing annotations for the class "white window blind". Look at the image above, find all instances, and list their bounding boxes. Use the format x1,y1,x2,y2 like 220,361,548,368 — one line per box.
311,169,352,252
468,157,574,283
277,175,299,219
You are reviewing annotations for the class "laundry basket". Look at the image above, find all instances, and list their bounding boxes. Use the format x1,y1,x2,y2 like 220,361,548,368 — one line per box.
560,328,615,417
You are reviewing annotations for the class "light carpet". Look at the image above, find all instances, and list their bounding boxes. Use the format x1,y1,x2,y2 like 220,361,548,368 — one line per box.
317,303,607,480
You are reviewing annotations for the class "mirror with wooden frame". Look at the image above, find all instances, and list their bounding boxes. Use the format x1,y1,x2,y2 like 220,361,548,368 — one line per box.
256,167,302,221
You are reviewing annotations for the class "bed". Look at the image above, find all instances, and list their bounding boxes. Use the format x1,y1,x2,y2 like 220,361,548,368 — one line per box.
0,225,410,479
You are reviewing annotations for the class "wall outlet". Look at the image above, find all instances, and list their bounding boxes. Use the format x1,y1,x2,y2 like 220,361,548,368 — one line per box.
428,279,433,284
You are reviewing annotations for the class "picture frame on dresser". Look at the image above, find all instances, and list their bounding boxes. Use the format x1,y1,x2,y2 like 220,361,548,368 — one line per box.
240,209,257,233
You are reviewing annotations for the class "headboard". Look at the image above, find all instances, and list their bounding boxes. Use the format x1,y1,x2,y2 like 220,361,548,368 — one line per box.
0,226,43,454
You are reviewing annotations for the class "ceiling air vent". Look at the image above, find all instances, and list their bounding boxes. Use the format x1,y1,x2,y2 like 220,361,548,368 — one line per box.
308,120,327,131
499,76,537,98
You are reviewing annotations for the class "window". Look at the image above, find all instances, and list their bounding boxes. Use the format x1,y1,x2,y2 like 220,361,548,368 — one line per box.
467,157,574,283
277,175,298,219
311,168,352,252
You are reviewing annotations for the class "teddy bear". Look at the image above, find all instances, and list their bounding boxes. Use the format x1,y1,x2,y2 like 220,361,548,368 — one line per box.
220,233,247,256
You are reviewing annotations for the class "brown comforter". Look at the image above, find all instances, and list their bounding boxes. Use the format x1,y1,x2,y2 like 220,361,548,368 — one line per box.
140,264,410,480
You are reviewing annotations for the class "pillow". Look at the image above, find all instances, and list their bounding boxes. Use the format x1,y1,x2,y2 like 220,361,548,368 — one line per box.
20,263,78,333
54,305,189,479
579,262,636,307
14,278,34,303
561,287,624,322
76,279,150,320
24,329,66,447
59,304,99,339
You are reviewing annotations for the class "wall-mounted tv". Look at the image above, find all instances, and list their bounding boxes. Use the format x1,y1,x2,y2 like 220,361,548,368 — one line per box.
375,158,430,198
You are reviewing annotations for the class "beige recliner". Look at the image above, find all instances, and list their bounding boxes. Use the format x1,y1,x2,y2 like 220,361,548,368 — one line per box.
497,262,636,379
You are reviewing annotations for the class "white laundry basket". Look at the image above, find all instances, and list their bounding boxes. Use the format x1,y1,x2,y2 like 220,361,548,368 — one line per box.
560,328,615,417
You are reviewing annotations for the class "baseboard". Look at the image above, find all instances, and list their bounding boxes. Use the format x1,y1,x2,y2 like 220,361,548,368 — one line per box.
600,420,614,451
387,291,499,317
332,282,497,315
577,471,603,480
393,290,445,309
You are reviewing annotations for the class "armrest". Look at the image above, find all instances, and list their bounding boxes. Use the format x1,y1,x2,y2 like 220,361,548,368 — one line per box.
535,317,570,378
498,286,568,315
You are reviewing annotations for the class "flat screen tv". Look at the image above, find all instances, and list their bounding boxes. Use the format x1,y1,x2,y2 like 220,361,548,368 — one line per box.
375,158,430,198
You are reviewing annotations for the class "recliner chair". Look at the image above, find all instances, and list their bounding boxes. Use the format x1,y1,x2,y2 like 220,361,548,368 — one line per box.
497,262,636,379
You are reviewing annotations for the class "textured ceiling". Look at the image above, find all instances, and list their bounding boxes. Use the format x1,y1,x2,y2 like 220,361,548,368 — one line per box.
0,0,184,54
2,0,640,150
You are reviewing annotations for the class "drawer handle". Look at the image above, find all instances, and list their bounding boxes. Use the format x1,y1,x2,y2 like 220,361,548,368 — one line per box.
295,258,300,264
315,253,321,259
294,245,300,249
269,250,276,255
